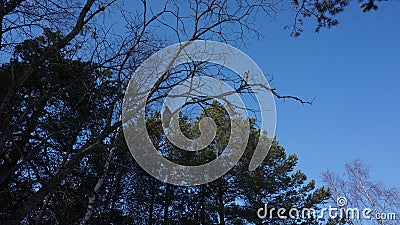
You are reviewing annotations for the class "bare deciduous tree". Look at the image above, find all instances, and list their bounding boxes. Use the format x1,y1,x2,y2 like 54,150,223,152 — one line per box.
0,0,390,224
322,159,399,225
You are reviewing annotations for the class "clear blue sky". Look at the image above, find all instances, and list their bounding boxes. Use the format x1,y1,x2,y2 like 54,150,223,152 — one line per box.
245,2,400,188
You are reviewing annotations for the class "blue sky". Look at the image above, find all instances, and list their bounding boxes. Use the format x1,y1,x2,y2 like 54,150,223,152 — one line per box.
244,2,400,188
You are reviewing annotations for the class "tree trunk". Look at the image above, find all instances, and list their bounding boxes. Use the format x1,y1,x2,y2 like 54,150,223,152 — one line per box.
200,185,205,225
163,184,171,225
148,184,156,225
79,145,116,225
217,180,225,225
